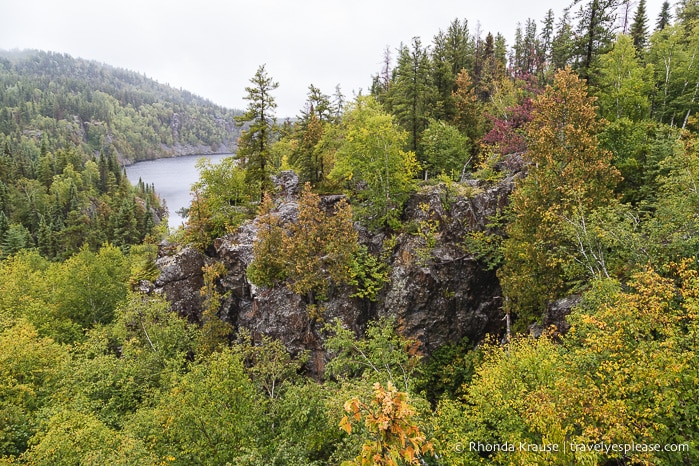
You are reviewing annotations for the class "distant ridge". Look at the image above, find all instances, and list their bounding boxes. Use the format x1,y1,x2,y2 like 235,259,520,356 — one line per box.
0,49,242,163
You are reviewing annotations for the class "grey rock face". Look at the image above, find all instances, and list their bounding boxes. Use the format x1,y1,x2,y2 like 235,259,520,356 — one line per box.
153,174,513,374
153,246,208,322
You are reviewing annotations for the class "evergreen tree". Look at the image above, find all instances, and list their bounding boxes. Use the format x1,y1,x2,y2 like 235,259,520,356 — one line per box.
552,10,576,70
475,33,507,102
452,69,485,152
540,9,556,70
430,19,472,121
1,224,34,258
386,37,435,161
290,85,334,185
513,19,543,77
282,183,358,303
370,46,393,104
112,197,139,250
573,0,622,81
235,65,279,199
656,1,672,30
36,215,55,259
630,0,650,53
247,194,287,287
0,210,9,240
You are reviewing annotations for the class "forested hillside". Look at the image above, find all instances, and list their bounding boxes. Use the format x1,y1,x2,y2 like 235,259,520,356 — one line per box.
0,49,245,260
0,49,242,162
1,0,699,465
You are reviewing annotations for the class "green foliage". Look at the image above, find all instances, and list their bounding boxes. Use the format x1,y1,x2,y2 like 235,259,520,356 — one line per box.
127,243,159,288
433,336,590,465
419,119,470,180
235,64,279,199
197,262,233,354
267,381,342,465
386,37,437,160
287,85,337,187
283,184,358,302
234,329,308,400
499,68,620,323
331,96,419,230
4,12,699,466
600,118,680,205
431,264,699,465
0,245,131,343
0,137,162,260
349,245,390,301
248,184,358,305
0,50,241,161
595,34,654,122
0,321,67,458
183,156,254,249
247,194,288,287
463,206,508,270
645,132,699,264
412,202,440,266
413,337,480,405
324,317,422,392
52,244,129,329
22,410,156,466
127,349,264,465
647,22,699,127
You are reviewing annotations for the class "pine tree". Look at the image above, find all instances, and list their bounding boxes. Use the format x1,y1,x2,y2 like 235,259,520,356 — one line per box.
540,9,556,68
430,19,472,121
37,215,55,259
452,69,485,152
112,197,139,250
290,85,334,185
235,65,279,199
0,210,9,240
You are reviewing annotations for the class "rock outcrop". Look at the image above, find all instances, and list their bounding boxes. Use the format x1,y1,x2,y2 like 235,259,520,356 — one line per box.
152,172,513,374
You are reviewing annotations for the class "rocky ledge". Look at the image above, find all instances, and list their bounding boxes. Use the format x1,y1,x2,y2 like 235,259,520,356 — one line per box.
152,172,514,375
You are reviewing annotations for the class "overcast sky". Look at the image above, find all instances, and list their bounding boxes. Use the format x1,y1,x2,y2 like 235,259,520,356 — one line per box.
1,0,669,117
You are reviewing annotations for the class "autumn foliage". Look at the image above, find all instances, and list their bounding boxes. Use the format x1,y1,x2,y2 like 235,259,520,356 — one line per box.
340,381,434,466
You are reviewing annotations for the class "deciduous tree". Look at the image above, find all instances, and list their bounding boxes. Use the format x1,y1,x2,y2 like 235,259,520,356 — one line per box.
499,68,620,322
331,96,419,229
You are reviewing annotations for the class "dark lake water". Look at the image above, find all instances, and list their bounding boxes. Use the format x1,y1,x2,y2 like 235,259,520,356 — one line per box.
125,153,233,229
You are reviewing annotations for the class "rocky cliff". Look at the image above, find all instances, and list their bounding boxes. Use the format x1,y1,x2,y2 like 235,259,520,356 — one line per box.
153,172,514,375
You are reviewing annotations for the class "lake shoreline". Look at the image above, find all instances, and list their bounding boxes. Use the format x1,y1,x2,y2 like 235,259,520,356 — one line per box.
125,153,234,228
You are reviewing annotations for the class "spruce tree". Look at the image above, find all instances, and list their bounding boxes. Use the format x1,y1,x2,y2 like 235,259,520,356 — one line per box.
656,1,672,30
235,65,279,200
551,10,576,70
630,0,649,53
386,37,435,161
573,0,622,81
